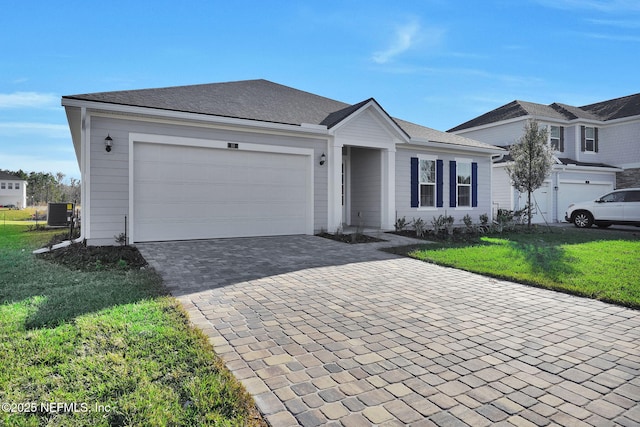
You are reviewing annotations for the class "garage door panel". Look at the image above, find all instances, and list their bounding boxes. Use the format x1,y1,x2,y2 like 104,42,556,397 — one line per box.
133,142,311,242
558,182,613,222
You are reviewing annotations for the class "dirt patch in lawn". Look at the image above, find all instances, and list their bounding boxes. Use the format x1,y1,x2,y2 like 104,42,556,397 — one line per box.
38,243,148,271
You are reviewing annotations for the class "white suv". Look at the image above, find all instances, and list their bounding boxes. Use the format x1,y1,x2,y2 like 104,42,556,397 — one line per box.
565,188,640,228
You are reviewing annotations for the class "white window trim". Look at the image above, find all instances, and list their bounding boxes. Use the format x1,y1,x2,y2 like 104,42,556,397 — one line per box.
417,154,438,210
584,126,596,153
455,158,472,208
549,125,561,151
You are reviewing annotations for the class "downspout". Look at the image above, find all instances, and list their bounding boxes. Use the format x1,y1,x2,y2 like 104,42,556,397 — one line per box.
74,106,87,244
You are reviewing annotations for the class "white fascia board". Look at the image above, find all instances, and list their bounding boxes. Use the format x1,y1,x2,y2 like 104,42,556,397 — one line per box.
596,115,640,127
406,139,506,155
555,164,622,173
451,116,530,134
61,98,330,137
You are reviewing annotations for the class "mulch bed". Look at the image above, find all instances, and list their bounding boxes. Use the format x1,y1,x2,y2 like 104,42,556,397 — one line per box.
316,232,386,244
38,243,148,271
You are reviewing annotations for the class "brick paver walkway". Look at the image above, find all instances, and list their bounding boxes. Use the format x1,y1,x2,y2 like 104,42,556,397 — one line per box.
139,235,640,426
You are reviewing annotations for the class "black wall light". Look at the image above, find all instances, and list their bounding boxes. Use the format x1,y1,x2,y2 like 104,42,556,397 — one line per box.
319,152,326,166
104,134,113,152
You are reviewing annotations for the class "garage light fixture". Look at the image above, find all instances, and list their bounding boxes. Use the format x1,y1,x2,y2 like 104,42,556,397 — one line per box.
319,152,326,166
104,134,113,152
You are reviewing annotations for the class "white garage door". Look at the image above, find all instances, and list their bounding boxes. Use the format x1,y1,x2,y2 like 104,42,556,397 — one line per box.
133,142,312,242
558,182,613,222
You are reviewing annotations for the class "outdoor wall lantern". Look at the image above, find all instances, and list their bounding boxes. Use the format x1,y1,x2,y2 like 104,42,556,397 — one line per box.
319,152,326,166
104,134,113,152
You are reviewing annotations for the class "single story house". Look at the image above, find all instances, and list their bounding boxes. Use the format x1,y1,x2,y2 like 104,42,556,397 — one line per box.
62,79,504,245
0,171,27,209
449,94,640,223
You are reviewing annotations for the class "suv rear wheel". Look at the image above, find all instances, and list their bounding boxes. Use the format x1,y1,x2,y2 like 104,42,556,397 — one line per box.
572,211,593,228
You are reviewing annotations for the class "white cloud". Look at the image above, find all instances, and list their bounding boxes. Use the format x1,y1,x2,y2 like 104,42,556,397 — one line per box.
0,122,69,138
533,0,640,13
372,20,435,64
576,32,640,42
0,92,58,109
587,18,640,28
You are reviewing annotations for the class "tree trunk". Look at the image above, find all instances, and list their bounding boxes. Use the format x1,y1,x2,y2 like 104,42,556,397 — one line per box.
527,190,532,228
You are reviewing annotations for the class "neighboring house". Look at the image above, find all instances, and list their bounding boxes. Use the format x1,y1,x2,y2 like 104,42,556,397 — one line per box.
62,79,504,245
0,171,27,209
449,93,640,223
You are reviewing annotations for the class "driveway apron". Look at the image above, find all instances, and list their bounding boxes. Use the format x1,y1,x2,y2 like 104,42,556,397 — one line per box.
138,235,640,426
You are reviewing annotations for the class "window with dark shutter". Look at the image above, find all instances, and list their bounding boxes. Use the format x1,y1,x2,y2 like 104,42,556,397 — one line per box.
436,159,443,208
581,126,597,152
472,162,478,207
410,158,419,208
449,161,457,207
412,157,443,208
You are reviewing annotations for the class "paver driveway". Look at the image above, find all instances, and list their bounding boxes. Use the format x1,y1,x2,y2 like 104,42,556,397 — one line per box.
138,235,640,426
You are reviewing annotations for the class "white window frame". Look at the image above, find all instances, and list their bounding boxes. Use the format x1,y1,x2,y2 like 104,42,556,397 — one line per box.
15,182,19,190
7,183,12,190
549,125,561,151
418,155,437,210
585,126,595,152
456,159,472,208
0,182,5,190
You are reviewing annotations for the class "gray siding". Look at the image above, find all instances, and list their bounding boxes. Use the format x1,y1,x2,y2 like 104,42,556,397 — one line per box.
349,147,381,227
492,165,513,213
88,115,328,244
395,146,494,228
455,121,524,147
598,121,640,167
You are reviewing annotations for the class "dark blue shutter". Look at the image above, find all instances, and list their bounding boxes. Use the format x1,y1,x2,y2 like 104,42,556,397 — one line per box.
594,127,599,152
436,159,443,208
449,161,457,207
410,157,419,208
472,162,478,207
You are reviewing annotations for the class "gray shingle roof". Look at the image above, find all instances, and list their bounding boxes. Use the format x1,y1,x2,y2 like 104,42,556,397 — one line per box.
0,171,24,180
449,92,640,132
64,79,500,151
581,93,640,120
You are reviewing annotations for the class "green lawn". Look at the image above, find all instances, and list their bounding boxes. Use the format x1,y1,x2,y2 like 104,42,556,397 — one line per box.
408,227,640,308
0,224,264,426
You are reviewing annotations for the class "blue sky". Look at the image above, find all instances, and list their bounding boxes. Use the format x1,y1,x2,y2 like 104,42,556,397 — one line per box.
1,0,638,180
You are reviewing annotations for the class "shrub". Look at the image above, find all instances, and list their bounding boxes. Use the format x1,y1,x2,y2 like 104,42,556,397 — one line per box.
412,217,426,237
395,216,408,232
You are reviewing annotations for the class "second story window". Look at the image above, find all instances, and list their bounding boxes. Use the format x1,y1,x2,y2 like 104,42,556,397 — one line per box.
550,126,564,152
581,126,598,153
7,183,12,190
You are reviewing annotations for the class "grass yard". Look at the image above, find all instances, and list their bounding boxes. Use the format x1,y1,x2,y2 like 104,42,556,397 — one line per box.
407,227,640,308
0,224,265,426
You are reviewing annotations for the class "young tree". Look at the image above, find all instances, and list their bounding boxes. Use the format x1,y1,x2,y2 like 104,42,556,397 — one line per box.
506,119,555,228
